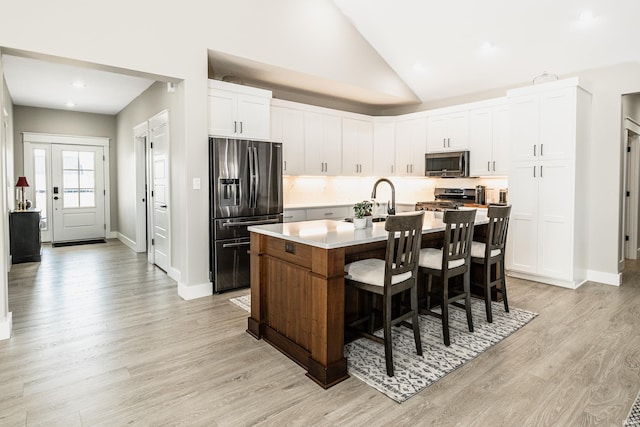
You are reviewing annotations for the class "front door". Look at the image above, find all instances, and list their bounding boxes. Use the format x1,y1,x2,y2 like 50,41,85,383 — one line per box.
51,144,106,243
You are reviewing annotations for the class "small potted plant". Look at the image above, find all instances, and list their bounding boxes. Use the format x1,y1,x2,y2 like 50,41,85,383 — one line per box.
353,200,372,229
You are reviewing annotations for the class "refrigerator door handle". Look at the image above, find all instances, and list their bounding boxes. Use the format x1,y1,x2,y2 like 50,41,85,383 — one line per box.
248,145,256,208
252,146,260,209
222,218,281,227
222,241,250,248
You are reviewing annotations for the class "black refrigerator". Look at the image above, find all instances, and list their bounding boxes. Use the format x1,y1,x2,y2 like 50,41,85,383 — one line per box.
209,137,283,293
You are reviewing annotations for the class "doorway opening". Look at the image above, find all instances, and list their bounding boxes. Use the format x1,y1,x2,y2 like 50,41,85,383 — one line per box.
23,133,110,245
133,110,170,273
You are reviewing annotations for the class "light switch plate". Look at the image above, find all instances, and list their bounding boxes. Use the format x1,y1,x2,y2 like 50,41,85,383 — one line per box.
193,178,201,190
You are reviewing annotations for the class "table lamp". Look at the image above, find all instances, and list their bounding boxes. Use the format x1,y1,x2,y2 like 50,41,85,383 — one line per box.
15,176,29,210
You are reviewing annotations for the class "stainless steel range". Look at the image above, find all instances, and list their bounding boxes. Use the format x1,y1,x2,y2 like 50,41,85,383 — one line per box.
415,188,476,211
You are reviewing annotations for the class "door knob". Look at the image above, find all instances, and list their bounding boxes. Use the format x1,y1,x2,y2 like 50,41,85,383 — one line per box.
53,196,59,200
160,204,167,208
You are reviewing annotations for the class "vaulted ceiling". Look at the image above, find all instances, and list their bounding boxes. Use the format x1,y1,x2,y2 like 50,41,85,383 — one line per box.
3,0,640,115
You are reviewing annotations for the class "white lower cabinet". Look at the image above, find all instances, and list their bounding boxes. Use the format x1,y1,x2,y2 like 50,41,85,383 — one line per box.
506,78,590,288
283,209,306,223
305,206,350,221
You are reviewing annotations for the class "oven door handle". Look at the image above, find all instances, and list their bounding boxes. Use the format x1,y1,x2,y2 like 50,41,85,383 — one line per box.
221,241,251,248
222,218,281,227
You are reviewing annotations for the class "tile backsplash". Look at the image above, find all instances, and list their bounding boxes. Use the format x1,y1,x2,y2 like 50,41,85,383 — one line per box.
283,176,508,206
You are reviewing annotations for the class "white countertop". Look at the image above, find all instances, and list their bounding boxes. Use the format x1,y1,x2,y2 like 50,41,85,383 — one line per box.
249,210,489,249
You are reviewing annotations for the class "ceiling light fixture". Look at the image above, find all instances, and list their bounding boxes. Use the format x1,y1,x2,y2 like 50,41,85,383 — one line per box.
413,62,427,73
480,41,496,52
71,81,86,88
65,101,76,108
578,10,595,22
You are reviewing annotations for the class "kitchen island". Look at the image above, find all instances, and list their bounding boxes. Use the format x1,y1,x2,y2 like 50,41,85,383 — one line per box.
247,211,488,388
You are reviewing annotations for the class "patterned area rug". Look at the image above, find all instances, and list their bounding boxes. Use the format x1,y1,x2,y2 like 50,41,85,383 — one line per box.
626,390,640,426
229,294,251,312
228,294,537,403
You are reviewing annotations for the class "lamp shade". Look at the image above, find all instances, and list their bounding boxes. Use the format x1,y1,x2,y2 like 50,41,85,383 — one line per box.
15,176,29,187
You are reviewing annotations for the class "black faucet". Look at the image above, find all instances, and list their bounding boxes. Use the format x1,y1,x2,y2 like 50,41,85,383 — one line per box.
371,178,396,215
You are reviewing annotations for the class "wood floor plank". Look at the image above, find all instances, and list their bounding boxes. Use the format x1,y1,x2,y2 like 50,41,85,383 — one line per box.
2,240,640,426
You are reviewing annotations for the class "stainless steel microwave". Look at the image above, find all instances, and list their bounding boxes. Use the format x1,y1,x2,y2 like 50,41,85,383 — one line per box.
425,151,469,177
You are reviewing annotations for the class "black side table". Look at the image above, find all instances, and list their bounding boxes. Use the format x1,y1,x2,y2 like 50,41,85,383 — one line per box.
9,210,42,263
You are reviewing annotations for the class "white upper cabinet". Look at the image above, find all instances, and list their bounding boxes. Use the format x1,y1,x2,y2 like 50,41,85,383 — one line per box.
208,79,271,140
395,117,427,176
510,86,577,163
271,105,305,175
342,118,373,176
468,101,509,176
373,120,396,176
426,111,469,152
304,111,342,175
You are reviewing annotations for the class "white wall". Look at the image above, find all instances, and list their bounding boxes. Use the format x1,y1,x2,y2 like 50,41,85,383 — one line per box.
0,58,13,339
115,81,182,269
576,63,640,280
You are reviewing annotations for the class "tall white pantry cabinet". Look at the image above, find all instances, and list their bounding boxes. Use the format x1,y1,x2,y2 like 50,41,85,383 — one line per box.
506,78,591,289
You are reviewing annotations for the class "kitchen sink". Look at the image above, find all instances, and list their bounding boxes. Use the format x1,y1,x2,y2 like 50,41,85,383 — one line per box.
343,216,387,223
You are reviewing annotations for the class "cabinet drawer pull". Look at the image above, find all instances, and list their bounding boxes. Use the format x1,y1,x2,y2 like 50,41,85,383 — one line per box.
533,144,536,156
324,212,334,216
234,121,237,133
240,122,243,134
540,143,544,156
493,161,496,171
533,166,536,177
487,161,491,172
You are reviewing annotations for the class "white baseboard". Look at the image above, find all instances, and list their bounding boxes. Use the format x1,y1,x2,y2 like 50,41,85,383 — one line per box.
586,270,621,286
506,270,584,289
117,232,137,251
168,267,181,283
107,231,117,239
178,281,213,300
0,312,12,340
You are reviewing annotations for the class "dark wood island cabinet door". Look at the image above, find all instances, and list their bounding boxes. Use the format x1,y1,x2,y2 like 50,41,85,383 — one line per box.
10,211,42,263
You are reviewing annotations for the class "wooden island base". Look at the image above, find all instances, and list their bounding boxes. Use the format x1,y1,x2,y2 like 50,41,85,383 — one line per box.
247,218,489,388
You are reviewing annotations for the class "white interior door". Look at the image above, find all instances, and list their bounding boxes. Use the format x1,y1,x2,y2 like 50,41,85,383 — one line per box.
149,112,170,272
51,144,105,243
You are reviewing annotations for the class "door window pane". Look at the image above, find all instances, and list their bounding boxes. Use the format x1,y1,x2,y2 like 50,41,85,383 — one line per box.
63,151,79,169
34,149,48,229
62,150,96,208
63,189,79,208
80,190,95,207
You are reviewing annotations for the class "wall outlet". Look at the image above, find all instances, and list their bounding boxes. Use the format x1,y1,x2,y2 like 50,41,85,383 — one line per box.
193,178,201,190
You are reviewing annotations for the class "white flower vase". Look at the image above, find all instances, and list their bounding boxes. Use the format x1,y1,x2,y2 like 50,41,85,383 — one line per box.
353,217,367,229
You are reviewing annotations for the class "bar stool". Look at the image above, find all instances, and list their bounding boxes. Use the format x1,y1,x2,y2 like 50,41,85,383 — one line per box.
471,205,511,323
418,209,476,346
344,212,424,377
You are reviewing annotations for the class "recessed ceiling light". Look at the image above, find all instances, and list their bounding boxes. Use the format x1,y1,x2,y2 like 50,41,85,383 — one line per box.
71,81,86,88
65,101,76,108
413,62,427,73
578,10,595,22
480,41,496,52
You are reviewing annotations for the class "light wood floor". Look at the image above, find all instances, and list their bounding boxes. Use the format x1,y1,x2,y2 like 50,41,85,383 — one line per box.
2,240,640,426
